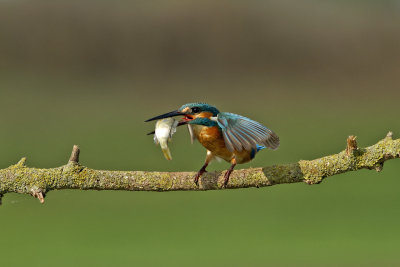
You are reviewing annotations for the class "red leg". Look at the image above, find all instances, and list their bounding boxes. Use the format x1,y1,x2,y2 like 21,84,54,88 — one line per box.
223,158,237,187
194,151,214,186
194,162,208,185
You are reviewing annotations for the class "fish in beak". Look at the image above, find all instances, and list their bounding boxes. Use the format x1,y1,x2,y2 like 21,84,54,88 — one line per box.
145,109,196,136
146,120,188,135
153,118,179,160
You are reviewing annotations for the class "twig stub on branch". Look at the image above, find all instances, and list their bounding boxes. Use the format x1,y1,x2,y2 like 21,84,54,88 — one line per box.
69,145,80,164
346,135,358,156
31,187,45,204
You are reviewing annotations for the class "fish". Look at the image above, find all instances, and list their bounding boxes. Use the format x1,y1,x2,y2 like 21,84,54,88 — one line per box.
187,124,196,144
154,118,179,160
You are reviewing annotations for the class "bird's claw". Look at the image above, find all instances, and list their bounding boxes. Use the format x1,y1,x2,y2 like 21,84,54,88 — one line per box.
222,169,233,188
193,170,207,186
193,175,200,186
222,178,229,188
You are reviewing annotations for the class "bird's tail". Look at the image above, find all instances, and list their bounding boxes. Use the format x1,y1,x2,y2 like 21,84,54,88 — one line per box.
160,140,172,160
256,145,266,152
251,145,266,159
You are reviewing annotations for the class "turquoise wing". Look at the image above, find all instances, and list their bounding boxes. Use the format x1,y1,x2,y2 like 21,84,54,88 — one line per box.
216,112,280,152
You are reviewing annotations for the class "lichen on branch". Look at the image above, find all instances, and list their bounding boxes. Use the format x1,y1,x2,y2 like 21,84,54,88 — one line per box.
0,132,399,205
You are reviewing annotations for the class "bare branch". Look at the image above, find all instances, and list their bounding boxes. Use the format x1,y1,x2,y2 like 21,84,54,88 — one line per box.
0,133,399,205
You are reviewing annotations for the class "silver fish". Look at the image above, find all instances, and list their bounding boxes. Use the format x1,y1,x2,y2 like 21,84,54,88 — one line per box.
154,118,179,160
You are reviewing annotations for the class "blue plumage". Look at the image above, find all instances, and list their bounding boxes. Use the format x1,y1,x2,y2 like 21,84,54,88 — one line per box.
188,117,218,127
179,103,280,153
216,112,280,152
250,145,266,159
146,102,279,186
179,103,220,116
256,145,266,152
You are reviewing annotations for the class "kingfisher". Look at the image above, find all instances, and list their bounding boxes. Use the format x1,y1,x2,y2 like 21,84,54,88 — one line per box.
145,103,279,186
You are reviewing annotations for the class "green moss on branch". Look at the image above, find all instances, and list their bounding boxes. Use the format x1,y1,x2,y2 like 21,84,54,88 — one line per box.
0,132,399,204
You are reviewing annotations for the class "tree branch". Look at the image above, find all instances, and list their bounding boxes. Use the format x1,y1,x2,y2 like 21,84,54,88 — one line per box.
0,132,399,204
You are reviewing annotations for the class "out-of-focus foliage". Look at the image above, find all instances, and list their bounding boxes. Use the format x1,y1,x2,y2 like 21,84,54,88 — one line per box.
1,0,399,81
0,1,399,266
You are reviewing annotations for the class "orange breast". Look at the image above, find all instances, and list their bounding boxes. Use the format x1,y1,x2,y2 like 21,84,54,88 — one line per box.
195,126,232,161
194,126,254,164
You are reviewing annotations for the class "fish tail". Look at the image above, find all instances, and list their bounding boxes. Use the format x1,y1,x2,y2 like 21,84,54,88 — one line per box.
160,140,172,160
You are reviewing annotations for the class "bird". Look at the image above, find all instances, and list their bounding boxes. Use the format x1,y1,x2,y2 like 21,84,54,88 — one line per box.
145,103,280,186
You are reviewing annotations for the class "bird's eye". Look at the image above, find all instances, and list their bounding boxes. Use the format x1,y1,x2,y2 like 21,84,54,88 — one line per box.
191,107,200,113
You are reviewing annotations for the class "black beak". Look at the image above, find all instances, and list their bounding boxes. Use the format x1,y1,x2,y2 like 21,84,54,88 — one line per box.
145,110,184,122
146,121,188,135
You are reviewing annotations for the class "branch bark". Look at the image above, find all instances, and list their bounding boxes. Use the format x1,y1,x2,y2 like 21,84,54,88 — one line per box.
0,132,399,204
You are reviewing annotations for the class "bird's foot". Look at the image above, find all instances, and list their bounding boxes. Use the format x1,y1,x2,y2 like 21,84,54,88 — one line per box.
193,173,200,186
194,162,209,186
193,170,207,186
222,162,236,188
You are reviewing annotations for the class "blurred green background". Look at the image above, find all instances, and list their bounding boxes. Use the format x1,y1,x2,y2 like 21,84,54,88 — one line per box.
0,1,399,266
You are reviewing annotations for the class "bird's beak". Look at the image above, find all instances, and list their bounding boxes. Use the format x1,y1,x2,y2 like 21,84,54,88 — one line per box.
144,110,184,122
